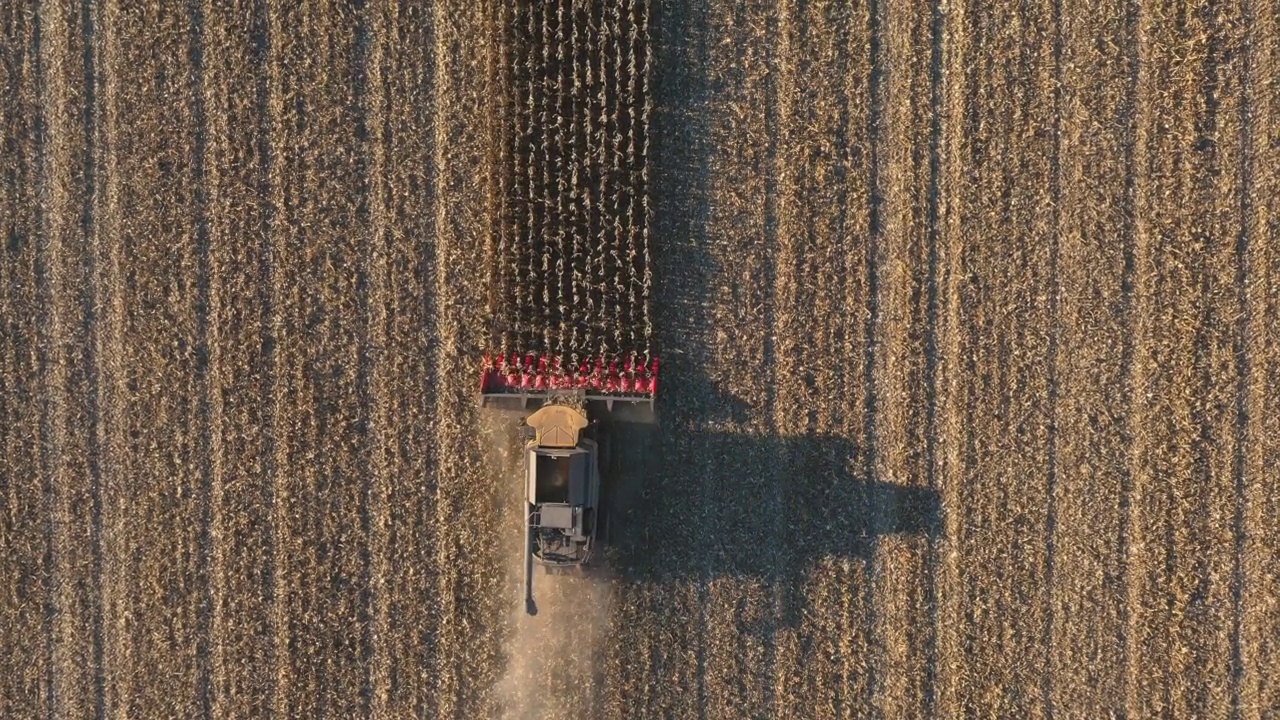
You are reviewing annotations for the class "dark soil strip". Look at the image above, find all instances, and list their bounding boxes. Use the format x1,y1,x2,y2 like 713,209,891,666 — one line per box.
758,2,782,711
186,0,214,715
78,0,105,715
922,0,945,712
1117,0,1141,705
959,0,984,687
1229,1,1253,714
863,0,884,712
31,2,56,716
249,0,278,712
350,1,375,712
1041,0,1064,713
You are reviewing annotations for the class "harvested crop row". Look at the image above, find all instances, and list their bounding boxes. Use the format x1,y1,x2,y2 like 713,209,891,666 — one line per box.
1127,0,1252,715
1241,1,1280,714
1047,0,1139,712
29,1,109,717
423,4,509,716
949,0,1058,711
100,2,212,714
258,3,380,716
866,0,942,714
358,2,483,716
199,0,280,715
767,1,881,716
0,4,50,716
487,0,653,372
601,0,886,716
686,6,797,713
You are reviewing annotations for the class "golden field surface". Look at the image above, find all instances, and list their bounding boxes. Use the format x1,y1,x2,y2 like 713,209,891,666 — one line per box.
2,0,1278,717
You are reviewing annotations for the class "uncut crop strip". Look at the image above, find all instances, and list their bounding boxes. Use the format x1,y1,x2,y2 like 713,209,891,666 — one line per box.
489,0,653,373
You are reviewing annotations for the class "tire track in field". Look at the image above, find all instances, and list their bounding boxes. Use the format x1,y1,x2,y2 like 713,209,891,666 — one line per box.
255,1,282,713
1117,0,1142,708
768,0,814,712
874,0,941,713
1124,0,1153,712
29,6,59,712
862,0,883,708
184,1,215,713
362,1,393,715
350,3,376,712
1229,3,1251,704
79,0,106,711
1041,0,1063,709
764,0,792,714
252,0,279,702
865,0,936,712
767,0,808,711
32,4,64,713
953,0,983,702
430,5,506,714
923,0,946,710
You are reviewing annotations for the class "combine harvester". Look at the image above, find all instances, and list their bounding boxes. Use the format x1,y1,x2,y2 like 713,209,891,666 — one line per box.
483,0,655,614
479,355,656,615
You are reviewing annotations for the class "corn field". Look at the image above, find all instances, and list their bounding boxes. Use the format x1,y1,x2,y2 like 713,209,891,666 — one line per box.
1,0,1278,718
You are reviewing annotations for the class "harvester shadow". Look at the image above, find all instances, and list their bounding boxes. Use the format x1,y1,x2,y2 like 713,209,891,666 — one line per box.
602,369,941,630
621,0,943,710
